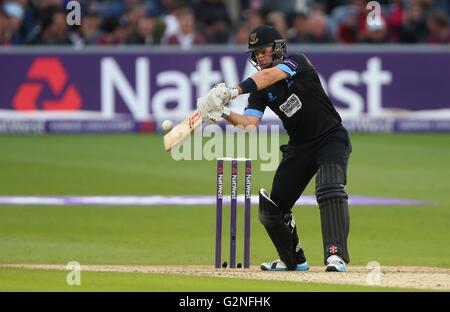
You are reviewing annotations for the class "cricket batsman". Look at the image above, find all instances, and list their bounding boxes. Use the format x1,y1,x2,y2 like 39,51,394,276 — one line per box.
198,25,352,272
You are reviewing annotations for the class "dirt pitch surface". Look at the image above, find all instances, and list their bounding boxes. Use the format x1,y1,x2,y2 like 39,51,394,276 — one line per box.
1,264,449,291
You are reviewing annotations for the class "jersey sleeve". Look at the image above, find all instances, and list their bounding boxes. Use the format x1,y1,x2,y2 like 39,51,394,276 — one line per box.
244,92,266,119
275,55,303,78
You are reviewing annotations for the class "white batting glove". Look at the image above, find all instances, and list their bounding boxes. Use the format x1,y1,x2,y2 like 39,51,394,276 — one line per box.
206,110,223,124
197,83,238,123
196,96,224,124
196,96,209,120
227,86,239,101
210,83,239,103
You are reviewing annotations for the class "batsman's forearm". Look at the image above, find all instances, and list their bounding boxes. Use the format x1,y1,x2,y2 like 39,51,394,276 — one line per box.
224,111,259,128
250,69,278,90
234,72,271,95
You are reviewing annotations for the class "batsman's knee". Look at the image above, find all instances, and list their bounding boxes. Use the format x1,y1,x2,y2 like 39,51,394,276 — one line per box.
258,188,284,226
315,163,348,203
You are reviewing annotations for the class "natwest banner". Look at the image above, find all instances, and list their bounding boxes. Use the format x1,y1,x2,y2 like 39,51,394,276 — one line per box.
0,48,449,133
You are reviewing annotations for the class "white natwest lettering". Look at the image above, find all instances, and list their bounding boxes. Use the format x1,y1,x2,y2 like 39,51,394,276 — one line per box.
152,71,191,121
100,56,392,122
319,56,392,116
361,57,392,115
190,57,221,98
100,56,256,122
101,57,149,121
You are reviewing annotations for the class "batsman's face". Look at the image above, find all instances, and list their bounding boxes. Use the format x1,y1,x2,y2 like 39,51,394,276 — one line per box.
254,46,274,69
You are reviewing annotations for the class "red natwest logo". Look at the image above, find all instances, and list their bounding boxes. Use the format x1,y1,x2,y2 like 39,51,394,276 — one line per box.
13,57,83,111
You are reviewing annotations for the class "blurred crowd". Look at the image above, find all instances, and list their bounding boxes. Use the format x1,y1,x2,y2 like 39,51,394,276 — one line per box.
0,0,449,47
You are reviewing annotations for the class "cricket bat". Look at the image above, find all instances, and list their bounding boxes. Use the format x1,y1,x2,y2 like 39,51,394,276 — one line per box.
163,110,202,151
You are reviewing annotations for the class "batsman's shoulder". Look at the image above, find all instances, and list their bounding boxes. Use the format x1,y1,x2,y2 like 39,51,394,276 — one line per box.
283,53,304,62
286,53,315,72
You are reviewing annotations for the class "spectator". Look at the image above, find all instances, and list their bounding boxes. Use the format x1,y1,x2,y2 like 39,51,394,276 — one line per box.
80,10,101,45
126,14,162,44
195,0,231,44
160,3,181,42
338,0,370,44
426,9,450,44
306,11,335,43
96,15,123,45
22,0,64,43
245,9,266,31
164,7,205,49
27,9,72,44
195,0,231,28
416,0,436,17
384,0,404,43
1,0,449,46
202,17,229,43
267,11,288,39
288,12,309,43
359,17,391,43
399,2,427,43
231,22,250,45
121,3,146,40
0,8,9,45
3,1,25,44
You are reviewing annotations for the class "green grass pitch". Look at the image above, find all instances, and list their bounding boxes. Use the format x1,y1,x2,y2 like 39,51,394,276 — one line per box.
0,133,449,291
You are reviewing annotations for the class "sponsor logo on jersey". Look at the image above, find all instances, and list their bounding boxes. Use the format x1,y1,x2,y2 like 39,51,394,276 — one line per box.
279,94,302,117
